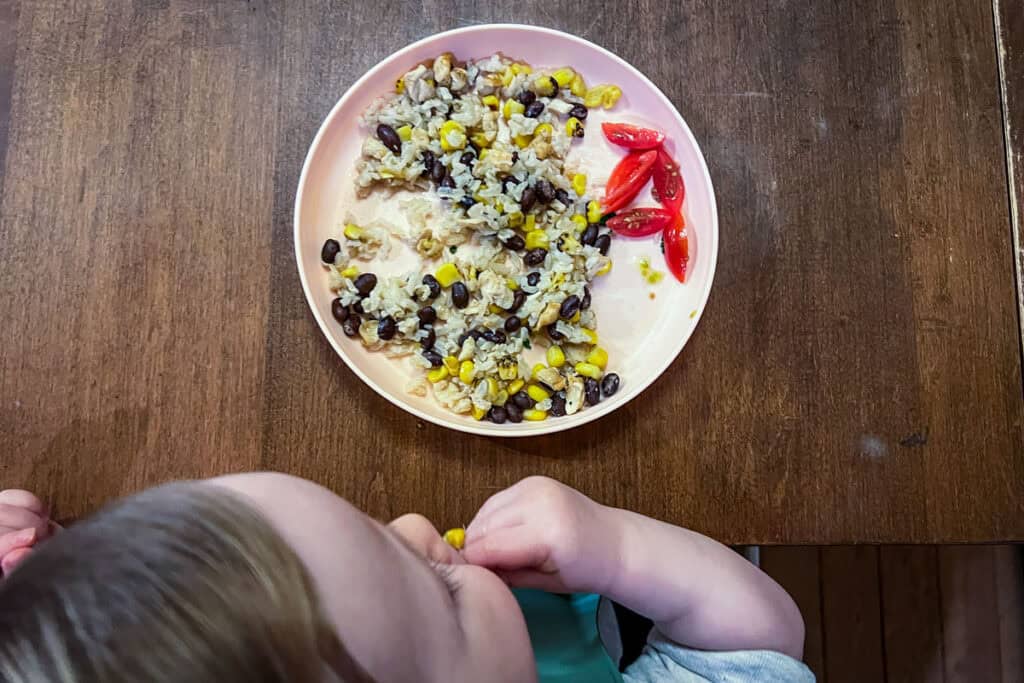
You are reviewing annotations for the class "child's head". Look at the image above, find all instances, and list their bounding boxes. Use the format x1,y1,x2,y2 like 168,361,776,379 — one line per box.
0,474,536,682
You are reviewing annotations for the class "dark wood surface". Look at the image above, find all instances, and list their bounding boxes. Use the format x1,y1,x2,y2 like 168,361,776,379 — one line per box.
1,1,1022,544
762,545,1024,682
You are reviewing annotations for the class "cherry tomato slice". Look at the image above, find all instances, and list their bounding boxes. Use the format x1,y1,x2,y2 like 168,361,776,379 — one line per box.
602,149,657,214
606,207,676,237
652,149,685,213
663,212,689,283
601,122,666,150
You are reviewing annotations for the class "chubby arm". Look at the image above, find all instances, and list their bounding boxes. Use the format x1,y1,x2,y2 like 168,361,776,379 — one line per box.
463,477,804,659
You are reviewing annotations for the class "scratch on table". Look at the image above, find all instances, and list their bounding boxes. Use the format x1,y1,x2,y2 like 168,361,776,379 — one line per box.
899,430,928,448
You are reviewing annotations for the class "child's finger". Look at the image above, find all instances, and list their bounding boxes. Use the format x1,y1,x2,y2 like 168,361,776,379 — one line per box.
496,569,570,593
465,503,525,543
462,524,555,573
0,490,46,516
0,504,46,537
388,514,463,566
1,546,32,576
466,487,523,536
0,528,36,558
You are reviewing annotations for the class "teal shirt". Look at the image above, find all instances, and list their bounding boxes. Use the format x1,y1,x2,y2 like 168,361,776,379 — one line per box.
514,590,816,683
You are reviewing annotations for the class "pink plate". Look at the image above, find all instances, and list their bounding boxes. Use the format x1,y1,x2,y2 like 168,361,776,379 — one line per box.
294,24,718,436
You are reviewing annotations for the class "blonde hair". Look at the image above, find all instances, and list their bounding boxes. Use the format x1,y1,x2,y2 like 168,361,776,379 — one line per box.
0,483,374,682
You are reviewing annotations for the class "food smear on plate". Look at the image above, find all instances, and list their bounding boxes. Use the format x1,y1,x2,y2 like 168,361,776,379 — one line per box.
320,52,627,423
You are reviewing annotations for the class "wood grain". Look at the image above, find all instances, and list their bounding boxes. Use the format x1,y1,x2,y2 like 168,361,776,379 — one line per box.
880,546,946,683
0,1,1021,542
939,546,1004,682
820,546,886,682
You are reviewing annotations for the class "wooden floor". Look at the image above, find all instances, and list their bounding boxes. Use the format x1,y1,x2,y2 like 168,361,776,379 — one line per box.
760,545,1024,682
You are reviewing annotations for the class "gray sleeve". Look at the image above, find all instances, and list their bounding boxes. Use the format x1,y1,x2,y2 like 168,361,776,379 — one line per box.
622,629,816,683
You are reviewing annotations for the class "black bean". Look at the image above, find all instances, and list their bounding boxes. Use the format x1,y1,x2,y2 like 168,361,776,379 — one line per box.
330,298,348,323
581,287,592,310
554,188,570,206
534,180,555,203
342,315,361,338
470,329,483,340
524,248,547,266
504,315,522,333
502,234,525,251
430,160,446,183
601,373,620,398
421,327,436,350
489,406,508,424
547,324,566,341
520,187,537,212
456,331,469,347
581,224,598,246
440,172,456,189
482,329,506,344
376,124,402,154
421,150,436,177
377,316,397,341
422,274,441,299
515,90,536,106
354,273,378,296
568,103,588,120
459,150,475,165
451,281,469,308
595,233,611,255
511,151,519,164
321,239,341,264
584,378,601,406
505,402,524,423
506,290,527,313
549,391,567,417
501,175,519,195
512,392,534,410
559,295,581,319
524,100,545,118
548,76,559,94
526,271,541,286
459,195,475,209
423,350,443,367
352,299,365,314
417,306,437,326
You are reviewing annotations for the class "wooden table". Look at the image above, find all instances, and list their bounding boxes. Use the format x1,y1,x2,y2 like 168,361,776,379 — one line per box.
1,1,1022,545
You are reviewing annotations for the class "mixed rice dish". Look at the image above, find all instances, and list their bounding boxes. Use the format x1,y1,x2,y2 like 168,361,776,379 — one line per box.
319,52,625,424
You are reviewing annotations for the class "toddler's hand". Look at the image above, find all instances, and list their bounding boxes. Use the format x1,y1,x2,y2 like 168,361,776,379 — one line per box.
0,489,55,576
463,477,622,594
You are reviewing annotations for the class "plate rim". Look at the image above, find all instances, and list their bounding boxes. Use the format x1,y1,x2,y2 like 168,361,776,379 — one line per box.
293,22,719,437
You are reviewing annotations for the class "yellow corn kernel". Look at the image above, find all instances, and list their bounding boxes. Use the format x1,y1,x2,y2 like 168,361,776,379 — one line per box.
481,95,500,108
509,378,525,395
533,123,554,140
533,76,557,97
344,223,364,240
459,360,476,384
584,85,607,108
570,72,587,97
587,200,602,224
439,120,467,152
472,405,487,421
552,68,575,88
572,174,587,196
525,230,549,250
531,363,546,380
524,409,548,422
470,131,491,149
503,99,526,120
527,384,551,402
506,278,519,291
498,363,518,380
507,211,524,228
435,263,461,288
571,311,581,323
571,215,588,232
566,117,585,139
596,259,613,276
514,134,532,149
486,377,500,400
340,265,359,278
466,265,477,282
428,366,449,383
479,149,490,161
582,328,598,344
550,272,565,287
601,85,622,109
488,303,504,315
501,67,514,87
586,346,609,369
443,355,460,374
396,125,413,142
574,362,602,379
396,77,405,94
525,214,536,231
546,345,566,368
443,527,465,550
378,170,396,178
512,63,532,76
